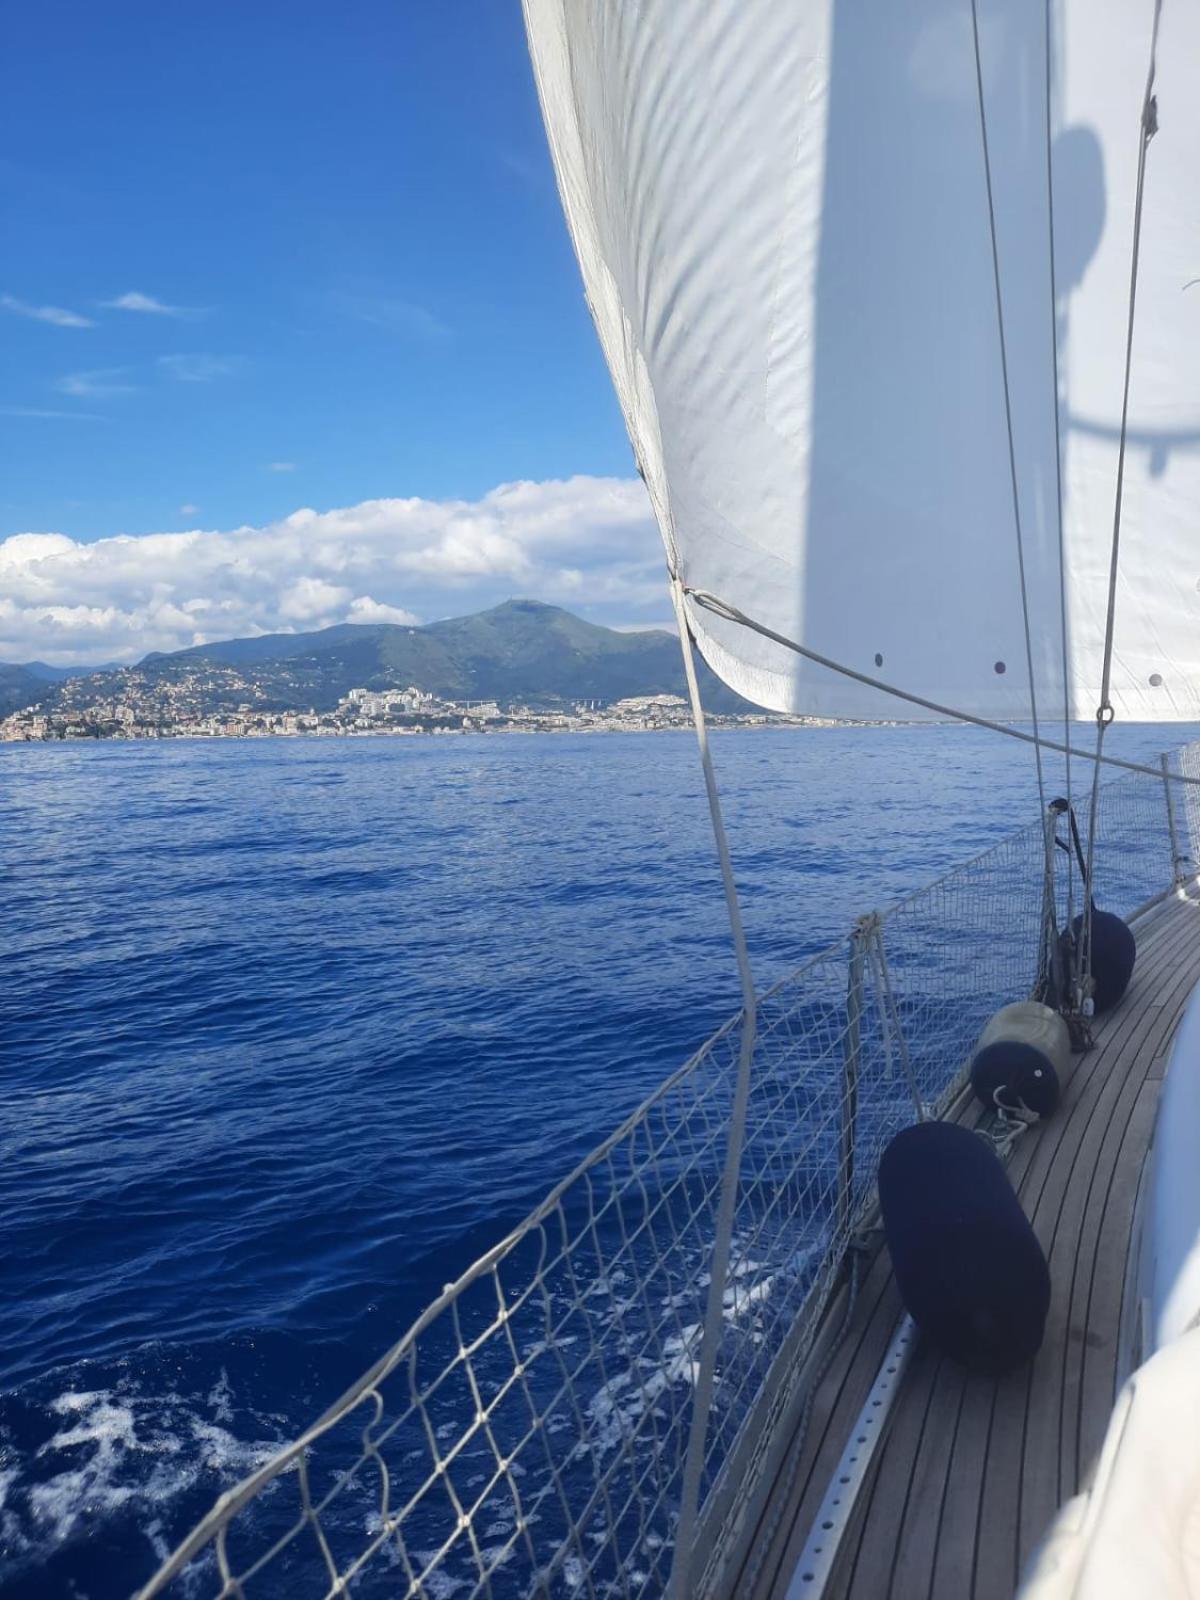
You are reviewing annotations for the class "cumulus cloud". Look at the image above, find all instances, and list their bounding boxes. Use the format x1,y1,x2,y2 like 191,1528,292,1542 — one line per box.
0,476,663,665
346,596,420,625
103,291,197,317
1,293,93,328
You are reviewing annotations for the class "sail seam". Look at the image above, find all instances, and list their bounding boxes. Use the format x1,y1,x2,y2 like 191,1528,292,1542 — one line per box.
1044,0,1074,927
970,0,1047,820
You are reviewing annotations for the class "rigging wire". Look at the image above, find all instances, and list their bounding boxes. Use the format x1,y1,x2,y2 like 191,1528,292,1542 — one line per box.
1044,0,1074,930
1080,0,1163,996
969,0,1047,820
683,584,1200,788
667,574,758,1600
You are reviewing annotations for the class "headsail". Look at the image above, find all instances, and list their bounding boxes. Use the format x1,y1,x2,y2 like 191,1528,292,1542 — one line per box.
523,0,1200,722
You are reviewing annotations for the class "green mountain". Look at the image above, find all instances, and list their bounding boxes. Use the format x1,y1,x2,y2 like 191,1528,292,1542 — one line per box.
22,659,117,682
9,600,754,716
0,664,47,716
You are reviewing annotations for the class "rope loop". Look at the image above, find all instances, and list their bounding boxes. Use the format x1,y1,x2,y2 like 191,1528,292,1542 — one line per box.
1096,703,1115,729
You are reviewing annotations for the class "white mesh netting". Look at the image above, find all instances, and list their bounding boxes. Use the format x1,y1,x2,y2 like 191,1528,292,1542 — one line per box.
137,745,1196,1600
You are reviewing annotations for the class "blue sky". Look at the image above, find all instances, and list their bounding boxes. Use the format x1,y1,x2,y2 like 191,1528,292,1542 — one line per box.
0,3,661,661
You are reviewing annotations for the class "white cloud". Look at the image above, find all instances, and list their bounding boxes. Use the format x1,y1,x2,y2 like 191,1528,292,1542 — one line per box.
346,596,420,625
56,368,136,398
179,504,200,516
1,532,78,566
0,406,103,420
1,293,93,328
328,291,450,341
103,291,197,317
268,461,296,473
157,354,238,382
0,476,663,665
278,577,352,622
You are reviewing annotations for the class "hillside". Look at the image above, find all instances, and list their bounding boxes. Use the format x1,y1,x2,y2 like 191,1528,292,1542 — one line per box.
0,664,47,717
9,600,754,717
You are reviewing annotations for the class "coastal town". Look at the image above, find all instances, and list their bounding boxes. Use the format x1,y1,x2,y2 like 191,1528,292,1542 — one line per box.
0,681,819,742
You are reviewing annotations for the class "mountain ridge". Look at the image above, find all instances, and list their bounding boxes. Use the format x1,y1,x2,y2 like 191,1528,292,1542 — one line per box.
3,600,754,717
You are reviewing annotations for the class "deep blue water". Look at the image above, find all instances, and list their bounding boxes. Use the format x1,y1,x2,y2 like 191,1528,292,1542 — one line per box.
1,724,1193,1598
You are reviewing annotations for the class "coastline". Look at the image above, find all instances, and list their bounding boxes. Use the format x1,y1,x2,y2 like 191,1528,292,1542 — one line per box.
0,715,875,746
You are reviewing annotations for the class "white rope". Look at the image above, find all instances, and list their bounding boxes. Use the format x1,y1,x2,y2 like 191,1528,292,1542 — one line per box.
668,575,759,1600
1081,0,1163,995
683,586,1200,789
983,1099,1036,1163
969,0,1047,820
866,921,925,1121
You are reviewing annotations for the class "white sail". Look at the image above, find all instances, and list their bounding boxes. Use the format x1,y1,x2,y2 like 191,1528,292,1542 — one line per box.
1019,1325,1200,1599
523,0,1200,721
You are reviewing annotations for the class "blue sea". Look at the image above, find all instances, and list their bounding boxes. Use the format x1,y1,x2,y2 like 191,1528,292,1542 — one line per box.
1,724,1192,1598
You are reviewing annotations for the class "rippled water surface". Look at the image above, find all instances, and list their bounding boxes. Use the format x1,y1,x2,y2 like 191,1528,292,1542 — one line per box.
1,725,1191,1597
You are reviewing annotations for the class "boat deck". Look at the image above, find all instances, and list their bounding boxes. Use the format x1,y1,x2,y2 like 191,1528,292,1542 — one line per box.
748,883,1200,1600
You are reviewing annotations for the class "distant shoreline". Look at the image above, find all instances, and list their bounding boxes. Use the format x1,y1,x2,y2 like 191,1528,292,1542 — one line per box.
1,716,894,748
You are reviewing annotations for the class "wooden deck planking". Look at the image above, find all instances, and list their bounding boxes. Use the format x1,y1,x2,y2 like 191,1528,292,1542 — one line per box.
1011,919,1200,1570
745,885,1200,1600
1074,1079,1159,1479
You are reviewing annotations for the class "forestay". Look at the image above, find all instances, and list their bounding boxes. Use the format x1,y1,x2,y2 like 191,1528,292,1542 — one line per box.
522,0,1200,722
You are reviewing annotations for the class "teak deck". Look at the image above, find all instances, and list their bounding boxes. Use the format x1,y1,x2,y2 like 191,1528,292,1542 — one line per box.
749,883,1200,1600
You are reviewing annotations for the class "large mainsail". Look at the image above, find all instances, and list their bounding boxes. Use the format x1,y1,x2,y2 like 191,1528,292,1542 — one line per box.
523,0,1200,722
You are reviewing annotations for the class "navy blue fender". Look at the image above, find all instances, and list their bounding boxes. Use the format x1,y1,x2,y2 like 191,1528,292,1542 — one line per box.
1072,909,1136,1015
969,1001,1068,1119
878,1121,1050,1373
971,1042,1060,1118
